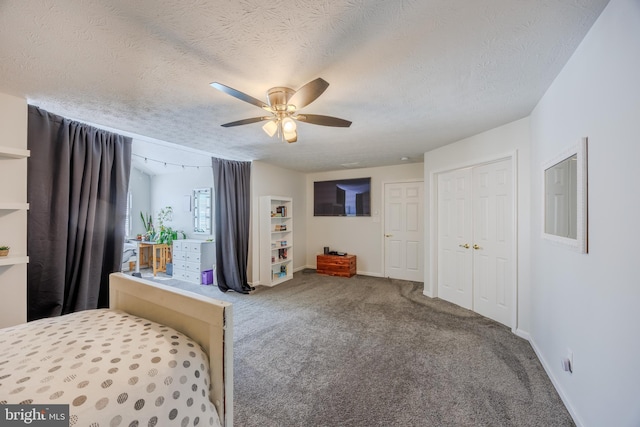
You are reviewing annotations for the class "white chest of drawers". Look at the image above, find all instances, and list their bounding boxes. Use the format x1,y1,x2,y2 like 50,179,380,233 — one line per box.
171,239,215,285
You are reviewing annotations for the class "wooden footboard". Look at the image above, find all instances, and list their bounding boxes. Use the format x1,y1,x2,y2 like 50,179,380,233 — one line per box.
109,273,233,427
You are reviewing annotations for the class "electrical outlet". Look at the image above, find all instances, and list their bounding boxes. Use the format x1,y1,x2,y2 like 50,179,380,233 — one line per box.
561,349,574,374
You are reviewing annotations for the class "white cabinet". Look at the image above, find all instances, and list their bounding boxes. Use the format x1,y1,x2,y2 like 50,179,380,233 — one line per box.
0,94,29,327
172,239,215,285
260,196,293,286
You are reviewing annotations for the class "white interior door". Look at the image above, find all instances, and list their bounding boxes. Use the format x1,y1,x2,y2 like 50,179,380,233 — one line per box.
437,169,473,309
436,158,514,327
384,181,424,282
472,159,512,326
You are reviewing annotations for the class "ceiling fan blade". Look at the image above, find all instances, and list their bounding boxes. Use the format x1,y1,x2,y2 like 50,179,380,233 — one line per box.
210,82,269,109
296,114,352,127
221,117,271,127
288,78,329,110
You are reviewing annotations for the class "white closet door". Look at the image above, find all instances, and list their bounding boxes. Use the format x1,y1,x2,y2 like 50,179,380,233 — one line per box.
472,159,512,326
437,168,473,309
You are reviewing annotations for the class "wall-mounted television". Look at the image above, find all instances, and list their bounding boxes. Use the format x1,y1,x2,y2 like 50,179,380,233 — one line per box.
314,177,371,217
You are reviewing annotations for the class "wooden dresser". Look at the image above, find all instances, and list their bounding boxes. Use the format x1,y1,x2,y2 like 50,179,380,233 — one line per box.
316,254,356,278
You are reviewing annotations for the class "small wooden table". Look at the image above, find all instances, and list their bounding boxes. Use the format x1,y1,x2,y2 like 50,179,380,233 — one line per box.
316,254,357,278
135,242,172,276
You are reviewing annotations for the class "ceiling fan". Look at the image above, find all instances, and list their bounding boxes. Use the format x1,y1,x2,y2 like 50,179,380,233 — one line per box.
210,78,351,143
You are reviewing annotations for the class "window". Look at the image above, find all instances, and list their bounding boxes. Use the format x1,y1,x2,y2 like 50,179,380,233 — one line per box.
124,191,132,237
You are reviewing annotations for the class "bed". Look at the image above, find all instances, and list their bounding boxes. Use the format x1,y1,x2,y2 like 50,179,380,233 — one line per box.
0,273,233,427
122,241,138,271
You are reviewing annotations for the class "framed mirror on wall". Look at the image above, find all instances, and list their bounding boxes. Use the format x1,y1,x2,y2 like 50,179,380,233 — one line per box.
193,188,212,234
542,137,588,253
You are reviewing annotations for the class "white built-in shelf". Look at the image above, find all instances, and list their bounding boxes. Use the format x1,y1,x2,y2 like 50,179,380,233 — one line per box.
0,146,30,159
0,202,29,210
0,255,29,266
260,196,293,286
270,276,290,286
272,245,292,250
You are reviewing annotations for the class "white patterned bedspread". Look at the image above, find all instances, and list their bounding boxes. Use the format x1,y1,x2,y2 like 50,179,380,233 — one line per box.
0,309,222,427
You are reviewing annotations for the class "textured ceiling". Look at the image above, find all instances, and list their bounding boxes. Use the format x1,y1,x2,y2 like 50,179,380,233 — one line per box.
0,0,609,173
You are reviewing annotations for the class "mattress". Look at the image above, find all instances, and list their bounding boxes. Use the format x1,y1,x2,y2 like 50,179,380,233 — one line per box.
0,309,222,427
122,241,138,264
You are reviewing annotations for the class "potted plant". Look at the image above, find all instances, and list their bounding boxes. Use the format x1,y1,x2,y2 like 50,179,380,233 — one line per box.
156,227,186,245
140,211,154,241
154,206,185,245
0,245,9,256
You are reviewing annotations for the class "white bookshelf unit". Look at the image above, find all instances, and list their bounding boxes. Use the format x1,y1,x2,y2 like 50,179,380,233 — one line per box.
0,94,29,327
260,196,293,286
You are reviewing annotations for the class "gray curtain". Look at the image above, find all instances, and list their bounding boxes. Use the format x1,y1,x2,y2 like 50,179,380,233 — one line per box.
212,158,252,293
27,106,132,320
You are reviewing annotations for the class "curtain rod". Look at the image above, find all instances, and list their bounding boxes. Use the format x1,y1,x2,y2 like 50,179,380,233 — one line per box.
131,153,212,170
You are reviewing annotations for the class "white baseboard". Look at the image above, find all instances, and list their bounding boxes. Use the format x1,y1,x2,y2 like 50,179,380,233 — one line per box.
514,328,530,341
357,270,382,277
527,336,584,427
423,290,434,298
301,264,382,278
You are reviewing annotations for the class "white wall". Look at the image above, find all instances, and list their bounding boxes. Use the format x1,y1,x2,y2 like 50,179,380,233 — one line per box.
306,163,424,276
250,161,307,284
423,117,531,333
149,167,214,240
529,1,640,425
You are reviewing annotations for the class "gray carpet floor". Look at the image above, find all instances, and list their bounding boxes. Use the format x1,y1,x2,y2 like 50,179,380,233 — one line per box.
140,269,574,427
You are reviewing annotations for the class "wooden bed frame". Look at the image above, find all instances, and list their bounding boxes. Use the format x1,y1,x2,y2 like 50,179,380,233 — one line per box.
109,273,233,427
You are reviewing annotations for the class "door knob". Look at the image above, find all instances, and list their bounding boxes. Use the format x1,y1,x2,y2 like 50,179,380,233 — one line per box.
458,243,470,249
473,244,481,250
385,234,393,237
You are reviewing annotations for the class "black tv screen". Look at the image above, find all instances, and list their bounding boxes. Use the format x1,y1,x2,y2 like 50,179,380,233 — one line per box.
314,177,371,216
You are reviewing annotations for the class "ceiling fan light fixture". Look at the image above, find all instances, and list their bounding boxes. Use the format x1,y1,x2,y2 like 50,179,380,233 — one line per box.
262,120,278,137
281,117,296,133
284,129,297,143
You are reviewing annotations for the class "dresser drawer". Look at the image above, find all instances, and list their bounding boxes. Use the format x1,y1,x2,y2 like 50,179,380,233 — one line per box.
185,270,201,284
185,261,201,272
172,268,187,279
187,242,201,252
186,252,201,263
173,260,186,270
